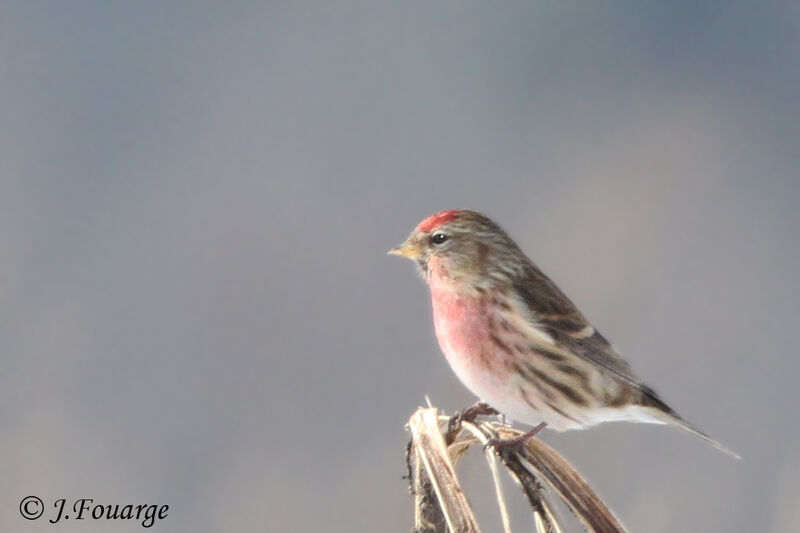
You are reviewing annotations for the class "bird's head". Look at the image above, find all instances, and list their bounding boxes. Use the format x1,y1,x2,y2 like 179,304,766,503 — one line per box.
389,209,525,287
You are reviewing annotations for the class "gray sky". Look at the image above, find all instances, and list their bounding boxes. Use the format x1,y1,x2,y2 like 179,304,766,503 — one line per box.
2,2,799,532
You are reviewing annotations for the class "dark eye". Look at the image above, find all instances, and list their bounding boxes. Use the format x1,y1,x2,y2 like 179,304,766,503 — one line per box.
431,233,449,245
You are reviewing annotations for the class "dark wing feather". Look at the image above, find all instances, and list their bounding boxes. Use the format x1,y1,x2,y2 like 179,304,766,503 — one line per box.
512,263,644,388
511,262,741,457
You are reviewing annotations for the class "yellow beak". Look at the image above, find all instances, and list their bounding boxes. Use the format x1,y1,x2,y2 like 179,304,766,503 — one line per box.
388,240,422,259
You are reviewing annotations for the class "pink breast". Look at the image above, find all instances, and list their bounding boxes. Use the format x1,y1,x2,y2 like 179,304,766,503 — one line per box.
431,288,487,362
428,268,510,393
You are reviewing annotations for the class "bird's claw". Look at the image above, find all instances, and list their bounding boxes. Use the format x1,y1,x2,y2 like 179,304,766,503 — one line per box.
483,435,523,454
484,422,548,453
446,402,499,442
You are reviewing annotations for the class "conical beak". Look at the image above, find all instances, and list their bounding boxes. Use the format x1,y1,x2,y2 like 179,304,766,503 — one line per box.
388,239,421,259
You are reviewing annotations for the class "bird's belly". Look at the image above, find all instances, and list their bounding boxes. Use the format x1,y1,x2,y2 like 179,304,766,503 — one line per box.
431,295,500,392
430,290,551,426
430,288,595,431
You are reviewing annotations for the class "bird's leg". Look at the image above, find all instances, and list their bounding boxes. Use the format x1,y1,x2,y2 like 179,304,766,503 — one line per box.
446,401,499,441
486,422,547,451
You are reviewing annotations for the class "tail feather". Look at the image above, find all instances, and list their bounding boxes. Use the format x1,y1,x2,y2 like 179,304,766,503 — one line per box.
656,410,741,460
640,386,741,460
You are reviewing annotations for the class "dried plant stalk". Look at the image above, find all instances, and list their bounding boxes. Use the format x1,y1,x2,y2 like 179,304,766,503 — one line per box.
510,428,626,533
410,442,448,533
406,406,627,533
409,408,481,533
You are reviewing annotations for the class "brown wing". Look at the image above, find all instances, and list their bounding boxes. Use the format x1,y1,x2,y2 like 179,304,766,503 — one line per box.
510,262,740,457
512,263,644,388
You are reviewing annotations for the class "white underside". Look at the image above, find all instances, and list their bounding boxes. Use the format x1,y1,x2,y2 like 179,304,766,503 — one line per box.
475,372,666,431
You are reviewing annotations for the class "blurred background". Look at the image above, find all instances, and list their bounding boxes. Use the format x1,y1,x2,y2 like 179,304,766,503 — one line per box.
2,2,799,531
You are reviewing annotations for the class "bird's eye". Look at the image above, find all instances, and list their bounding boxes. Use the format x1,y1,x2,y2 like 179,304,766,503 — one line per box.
431,233,449,245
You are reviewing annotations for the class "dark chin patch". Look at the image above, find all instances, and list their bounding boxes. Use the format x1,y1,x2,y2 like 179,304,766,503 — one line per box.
416,257,429,276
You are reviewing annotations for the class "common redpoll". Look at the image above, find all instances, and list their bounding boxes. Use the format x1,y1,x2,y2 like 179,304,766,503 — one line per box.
391,209,736,457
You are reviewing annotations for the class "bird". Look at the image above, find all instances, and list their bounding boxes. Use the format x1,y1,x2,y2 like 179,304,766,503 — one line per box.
390,209,737,457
